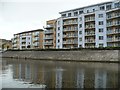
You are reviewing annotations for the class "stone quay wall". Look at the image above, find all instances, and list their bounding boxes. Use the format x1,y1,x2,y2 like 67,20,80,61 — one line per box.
1,50,120,62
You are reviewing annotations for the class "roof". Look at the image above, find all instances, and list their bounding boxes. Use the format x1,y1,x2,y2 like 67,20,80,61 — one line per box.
59,1,113,14
14,29,44,35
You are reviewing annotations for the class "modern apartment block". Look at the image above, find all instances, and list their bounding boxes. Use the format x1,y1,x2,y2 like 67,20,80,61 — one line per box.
12,29,44,50
56,0,120,49
44,19,56,49
0,39,12,52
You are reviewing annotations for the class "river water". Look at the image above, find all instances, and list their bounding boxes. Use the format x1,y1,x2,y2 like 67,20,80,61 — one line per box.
1,58,119,89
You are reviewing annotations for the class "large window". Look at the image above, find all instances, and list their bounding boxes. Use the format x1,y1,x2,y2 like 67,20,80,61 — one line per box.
99,28,104,32
100,6,105,10
58,39,60,43
106,4,112,10
79,24,82,28
115,2,120,8
99,14,103,18
99,21,104,25
62,14,66,17
79,38,82,41
74,12,78,16
99,36,104,40
68,13,71,17
58,27,60,30
79,10,83,14
79,31,82,34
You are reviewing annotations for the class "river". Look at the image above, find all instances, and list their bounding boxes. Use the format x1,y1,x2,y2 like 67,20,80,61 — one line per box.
1,58,119,89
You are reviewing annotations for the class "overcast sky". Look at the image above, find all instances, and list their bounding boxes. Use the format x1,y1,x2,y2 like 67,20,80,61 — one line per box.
0,0,111,40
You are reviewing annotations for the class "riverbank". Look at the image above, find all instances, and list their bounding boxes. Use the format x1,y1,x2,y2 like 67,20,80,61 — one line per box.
1,50,120,63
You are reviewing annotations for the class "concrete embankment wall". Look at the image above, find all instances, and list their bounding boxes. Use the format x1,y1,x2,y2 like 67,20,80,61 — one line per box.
1,50,120,62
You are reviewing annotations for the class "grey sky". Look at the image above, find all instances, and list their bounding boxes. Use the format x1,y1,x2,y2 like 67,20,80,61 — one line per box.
0,0,111,40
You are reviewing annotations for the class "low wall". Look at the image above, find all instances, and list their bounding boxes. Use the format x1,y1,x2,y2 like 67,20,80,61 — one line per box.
1,50,120,62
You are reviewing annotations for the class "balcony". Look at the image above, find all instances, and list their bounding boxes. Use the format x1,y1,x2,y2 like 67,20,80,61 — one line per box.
63,41,78,44
107,13,120,20
44,30,54,34
33,43,39,46
85,39,95,43
63,35,78,38
85,32,95,36
107,29,120,34
63,29,78,32
44,25,54,29
107,38,120,42
107,21,120,27
33,38,39,42
21,39,26,42
44,36,53,40
63,21,78,26
44,42,53,45
34,34,39,37
85,18,95,22
85,45,95,48
85,25,95,29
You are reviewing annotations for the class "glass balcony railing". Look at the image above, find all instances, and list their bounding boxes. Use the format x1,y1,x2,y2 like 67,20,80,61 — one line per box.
63,21,78,25
107,21,120,27
44,42,53,45
63,29,78,32
44,36,53,40
85,32,95,36
107,13,120,19
63,35,78,38
85,17,95,22
44,30,54,34
85,39,95,43
63,41,78,44
107,38,120,42
85,25,95,29
44,25,54,29
107,29,120,34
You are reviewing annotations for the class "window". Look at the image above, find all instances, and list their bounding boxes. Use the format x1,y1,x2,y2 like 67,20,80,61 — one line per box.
58,45,60,48
68,13,71,17
58,27,60,30
58,39,60,43
99,14,103,18
62,14,66,17
79,31,82,34
99,36,104,40
58,33,60,37
79,10,83,14
28,37,30,40
79,45,82,48
100,6,105,10
93,9,95,12
87,10,89,13
79,38,82,41
99,43,104,47
74,12,78,16
115,2,120,8
106,4,112,10
99,21,104,25
58,21,60,25
79,24,82,28
79,17,82,21
99,28,104,32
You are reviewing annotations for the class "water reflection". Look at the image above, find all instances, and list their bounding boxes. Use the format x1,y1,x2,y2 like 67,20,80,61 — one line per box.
1,58,119,88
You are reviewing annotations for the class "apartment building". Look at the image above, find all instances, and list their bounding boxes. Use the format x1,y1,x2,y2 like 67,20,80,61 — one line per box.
56,0,120,49
44,19,56,49
0,39,12,52
12,29,44,50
